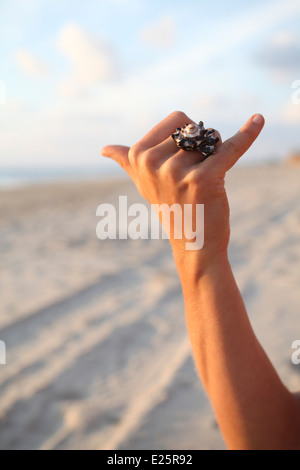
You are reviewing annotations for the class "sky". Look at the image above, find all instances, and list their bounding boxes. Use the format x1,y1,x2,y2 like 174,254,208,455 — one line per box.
0,0,300,172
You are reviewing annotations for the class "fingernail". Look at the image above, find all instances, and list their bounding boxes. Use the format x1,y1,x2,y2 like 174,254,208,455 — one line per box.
252,114,264,125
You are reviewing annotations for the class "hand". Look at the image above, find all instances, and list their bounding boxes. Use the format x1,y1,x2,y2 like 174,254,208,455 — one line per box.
101,111,264,273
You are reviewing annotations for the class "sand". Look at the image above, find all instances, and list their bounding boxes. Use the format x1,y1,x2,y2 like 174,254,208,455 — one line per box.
0,166,300,450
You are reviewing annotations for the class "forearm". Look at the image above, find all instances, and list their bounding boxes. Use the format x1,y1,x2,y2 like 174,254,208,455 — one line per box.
176,252,300,450
102,111,300,448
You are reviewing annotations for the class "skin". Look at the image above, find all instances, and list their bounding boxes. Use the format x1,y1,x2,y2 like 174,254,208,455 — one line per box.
102,111,300,450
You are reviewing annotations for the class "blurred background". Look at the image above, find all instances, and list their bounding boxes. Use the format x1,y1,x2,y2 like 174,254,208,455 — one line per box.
1,0,300,180
0,0,300,450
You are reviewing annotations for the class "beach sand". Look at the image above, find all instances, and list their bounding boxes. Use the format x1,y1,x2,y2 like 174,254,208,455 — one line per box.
0,165,300,450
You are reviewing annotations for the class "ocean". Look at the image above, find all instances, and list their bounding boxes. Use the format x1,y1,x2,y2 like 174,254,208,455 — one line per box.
0,165,124,189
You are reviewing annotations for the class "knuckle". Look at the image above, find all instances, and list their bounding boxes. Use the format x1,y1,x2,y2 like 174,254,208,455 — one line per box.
140,150,157,171
128,152,136,168
169,110,188,121
158,163,170,181
185,168,207,188
177,177,190,193
184,169,200,184
128,142,142,166
160,157,179,179
243,132,253,147
223,139,238,156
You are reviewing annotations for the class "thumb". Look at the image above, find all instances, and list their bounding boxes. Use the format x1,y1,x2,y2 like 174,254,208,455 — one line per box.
101,145,132,175
219,114,265,172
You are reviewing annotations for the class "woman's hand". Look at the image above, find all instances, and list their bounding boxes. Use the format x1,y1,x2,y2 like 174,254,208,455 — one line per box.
102,112,300,450
101,111,264,274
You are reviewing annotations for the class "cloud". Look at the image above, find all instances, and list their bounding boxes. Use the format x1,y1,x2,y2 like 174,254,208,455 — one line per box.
57,23,118,96
254,31,300,81
5,1,300,168
137,0,300,83
15,50,50,78
140,15,176,48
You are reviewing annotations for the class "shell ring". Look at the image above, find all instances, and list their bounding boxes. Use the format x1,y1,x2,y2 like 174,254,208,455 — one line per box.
172,121,219,159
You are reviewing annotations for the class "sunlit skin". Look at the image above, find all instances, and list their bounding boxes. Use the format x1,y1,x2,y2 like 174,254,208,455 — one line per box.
102,111,300,450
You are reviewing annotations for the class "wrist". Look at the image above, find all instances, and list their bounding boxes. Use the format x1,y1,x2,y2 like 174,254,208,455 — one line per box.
173,246,230,288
